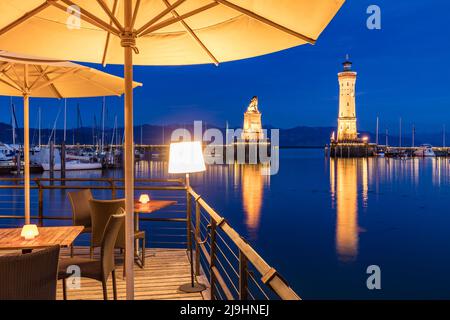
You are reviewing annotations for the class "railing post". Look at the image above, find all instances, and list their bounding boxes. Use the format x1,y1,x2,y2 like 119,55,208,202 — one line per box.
110,179,116,199
186,190,192,252
239,250,249,300
38,181,43,226
195,200,201,276
49,141,54,185
210,218,217,300
61,142,66,186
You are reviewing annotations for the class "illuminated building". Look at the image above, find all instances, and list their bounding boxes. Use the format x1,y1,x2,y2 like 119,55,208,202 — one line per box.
242,96,265,141
337,55,358,142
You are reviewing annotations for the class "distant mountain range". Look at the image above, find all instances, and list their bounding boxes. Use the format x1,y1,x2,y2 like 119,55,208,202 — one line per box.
0,122,445,148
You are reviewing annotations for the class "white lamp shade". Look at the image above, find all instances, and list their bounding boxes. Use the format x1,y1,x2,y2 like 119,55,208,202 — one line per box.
139,194,150,204
21,224,39,240
168,141,206,174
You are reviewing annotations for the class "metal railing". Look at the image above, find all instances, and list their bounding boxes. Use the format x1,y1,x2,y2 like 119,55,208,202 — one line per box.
0,177,188,247
0,177,300,300
187,187,300,300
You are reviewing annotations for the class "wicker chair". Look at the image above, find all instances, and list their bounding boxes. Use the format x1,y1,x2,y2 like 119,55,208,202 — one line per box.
67,189,93,257
0,245,60,300
89,199,145,268
58,211,125,300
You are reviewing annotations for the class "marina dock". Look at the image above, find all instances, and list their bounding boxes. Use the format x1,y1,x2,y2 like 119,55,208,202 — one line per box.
328,144,450,158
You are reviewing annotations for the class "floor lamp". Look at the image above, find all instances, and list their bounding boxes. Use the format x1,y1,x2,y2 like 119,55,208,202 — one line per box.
168,141,207,293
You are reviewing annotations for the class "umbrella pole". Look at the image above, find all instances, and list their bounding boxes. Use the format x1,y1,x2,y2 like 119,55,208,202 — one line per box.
123,0,135,300
23,93,30,225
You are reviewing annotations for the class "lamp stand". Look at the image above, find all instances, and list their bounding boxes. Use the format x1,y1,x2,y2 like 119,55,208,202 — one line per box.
178,237,207,293
179,172,206,293
185,173,190,188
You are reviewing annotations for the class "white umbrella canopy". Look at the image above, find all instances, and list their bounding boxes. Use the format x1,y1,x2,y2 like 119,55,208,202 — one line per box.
0,0,345,65
0,50,141,226
0,51,142,97
0,0,345,300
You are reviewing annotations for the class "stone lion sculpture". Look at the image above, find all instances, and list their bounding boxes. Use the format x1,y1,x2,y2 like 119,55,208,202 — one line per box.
247,96,259,112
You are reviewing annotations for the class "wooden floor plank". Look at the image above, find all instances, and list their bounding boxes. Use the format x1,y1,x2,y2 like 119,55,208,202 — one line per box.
57,247,207,300
0,246,207,300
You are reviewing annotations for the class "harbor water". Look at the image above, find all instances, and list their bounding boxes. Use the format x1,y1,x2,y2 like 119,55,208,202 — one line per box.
2,148,450,299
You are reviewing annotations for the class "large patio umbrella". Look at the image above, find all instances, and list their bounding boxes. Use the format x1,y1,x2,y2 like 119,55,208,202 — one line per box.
0,50,141,225
0,0,345,299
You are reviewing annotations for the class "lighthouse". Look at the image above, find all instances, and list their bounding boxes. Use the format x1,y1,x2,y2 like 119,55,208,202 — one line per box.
337,55,358,142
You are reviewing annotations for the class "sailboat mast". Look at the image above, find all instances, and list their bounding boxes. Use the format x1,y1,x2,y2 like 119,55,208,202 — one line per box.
92,116,95,147
443,125,446,148
386,129,389,147
10,98,15,146
93,114,98,150
101,97,105,152
226,121,229,145
63,98,67,142
376,116,379,146
77,104,83,142
38,107,41,147
48,107,61,145
111,115,117,147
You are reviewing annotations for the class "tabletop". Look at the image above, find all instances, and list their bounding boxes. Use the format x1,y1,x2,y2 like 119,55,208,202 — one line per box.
134,200,177,214
0,226,84,250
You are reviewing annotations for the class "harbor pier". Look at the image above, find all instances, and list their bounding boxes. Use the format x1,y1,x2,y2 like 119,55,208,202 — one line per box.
328,142,376,158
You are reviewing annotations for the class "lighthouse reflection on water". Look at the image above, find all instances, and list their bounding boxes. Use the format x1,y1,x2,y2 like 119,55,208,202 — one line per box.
330,158,364,262
202,163,271,240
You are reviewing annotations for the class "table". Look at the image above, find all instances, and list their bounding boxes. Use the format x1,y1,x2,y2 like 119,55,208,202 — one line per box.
133,200,177,265
134,200,177,233
0,226,84,252
134,200,178,215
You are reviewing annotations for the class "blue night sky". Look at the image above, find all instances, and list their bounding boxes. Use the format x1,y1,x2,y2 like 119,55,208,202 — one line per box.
1,0,449,136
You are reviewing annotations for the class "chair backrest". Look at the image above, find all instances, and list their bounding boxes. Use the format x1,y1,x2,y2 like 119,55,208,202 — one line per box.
101,210,125,278
68,189,93,227
89,198,125,248
0,245,60,300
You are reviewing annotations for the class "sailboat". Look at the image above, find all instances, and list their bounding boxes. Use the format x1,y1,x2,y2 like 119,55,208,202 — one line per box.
135,124,144,160
102,114,124,168
414,144,436,157
31,103,102,171
374,116,385,157
35,147,102,171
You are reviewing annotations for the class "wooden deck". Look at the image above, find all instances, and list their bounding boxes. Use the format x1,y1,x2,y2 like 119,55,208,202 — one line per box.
56,246,207,300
